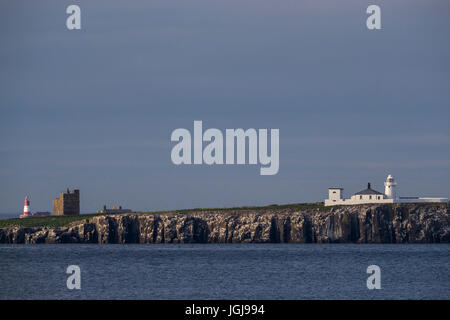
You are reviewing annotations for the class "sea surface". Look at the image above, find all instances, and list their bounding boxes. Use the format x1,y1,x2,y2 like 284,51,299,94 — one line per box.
0,213,20,220
0,244,449,300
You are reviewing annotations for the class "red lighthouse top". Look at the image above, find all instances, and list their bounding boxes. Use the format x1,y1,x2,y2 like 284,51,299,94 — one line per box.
24,196,30,205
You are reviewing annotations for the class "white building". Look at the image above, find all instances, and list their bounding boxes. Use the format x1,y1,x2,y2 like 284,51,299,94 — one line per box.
324,174,448,206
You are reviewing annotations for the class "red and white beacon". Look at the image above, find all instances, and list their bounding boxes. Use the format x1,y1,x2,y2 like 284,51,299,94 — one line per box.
23,196,31,217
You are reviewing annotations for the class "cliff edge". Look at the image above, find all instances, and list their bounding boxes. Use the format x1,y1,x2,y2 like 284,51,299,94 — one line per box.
0,203,449,244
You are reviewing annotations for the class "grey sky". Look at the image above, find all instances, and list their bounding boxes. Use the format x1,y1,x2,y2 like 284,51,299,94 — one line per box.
1,0,449,213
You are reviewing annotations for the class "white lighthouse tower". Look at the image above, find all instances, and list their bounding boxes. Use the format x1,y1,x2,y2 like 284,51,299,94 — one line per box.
384,174,397,199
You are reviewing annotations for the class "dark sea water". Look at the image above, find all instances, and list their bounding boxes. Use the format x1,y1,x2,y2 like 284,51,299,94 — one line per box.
0,244,449,300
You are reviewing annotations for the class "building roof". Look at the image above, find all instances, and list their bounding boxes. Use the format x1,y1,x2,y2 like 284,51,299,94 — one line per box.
329,187,343,190
353,183,384,195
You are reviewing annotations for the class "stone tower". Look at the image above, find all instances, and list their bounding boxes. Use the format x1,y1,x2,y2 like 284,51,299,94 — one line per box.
53,188,80,216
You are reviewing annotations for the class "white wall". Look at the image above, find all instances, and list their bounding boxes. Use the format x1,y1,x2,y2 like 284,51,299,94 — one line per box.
350,194,385,201
324,197,448,206
328,189,342,201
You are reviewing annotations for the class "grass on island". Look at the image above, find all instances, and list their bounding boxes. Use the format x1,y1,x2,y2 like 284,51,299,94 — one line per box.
0,213,106,229
172,202,328,213
0,202,329,229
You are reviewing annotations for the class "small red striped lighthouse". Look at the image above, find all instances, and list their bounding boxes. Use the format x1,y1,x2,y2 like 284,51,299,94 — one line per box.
23,196,30,217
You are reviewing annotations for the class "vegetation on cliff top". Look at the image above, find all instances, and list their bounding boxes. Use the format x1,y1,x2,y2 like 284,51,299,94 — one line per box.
0,202,328,228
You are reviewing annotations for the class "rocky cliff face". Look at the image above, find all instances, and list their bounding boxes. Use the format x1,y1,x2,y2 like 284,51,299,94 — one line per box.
0,204,449,244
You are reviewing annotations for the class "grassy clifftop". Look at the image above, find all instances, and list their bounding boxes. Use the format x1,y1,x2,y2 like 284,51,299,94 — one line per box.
0,202,327,229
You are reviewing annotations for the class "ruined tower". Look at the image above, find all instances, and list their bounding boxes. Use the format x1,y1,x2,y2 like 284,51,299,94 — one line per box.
53,188,80,216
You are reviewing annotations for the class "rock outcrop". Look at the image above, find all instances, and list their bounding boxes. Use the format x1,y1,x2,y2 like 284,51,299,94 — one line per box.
0,203,449,244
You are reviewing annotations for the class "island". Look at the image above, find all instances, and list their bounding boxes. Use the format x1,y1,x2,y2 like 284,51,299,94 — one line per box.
0,202,449,244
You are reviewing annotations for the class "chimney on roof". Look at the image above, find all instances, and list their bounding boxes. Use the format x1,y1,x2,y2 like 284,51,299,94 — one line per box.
368,183,371,189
